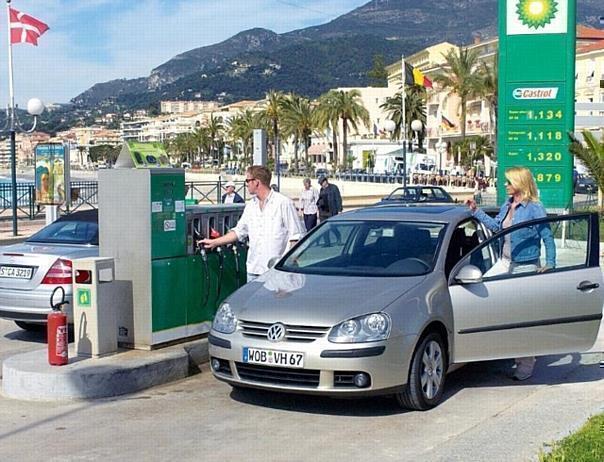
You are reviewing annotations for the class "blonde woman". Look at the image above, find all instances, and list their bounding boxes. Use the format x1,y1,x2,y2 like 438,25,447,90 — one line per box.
467,166,556,381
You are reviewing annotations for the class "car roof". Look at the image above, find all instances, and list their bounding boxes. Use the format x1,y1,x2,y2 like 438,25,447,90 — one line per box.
56,209,98,223
331,204,472,224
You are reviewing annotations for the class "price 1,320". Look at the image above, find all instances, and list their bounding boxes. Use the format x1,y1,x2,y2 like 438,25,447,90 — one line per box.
526,151,563,162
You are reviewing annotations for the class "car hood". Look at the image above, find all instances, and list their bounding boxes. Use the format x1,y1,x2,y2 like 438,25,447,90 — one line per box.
227,269,425,326
1,242,98,258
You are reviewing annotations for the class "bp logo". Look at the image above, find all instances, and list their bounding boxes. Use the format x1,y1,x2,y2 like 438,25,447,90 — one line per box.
516,0,558,29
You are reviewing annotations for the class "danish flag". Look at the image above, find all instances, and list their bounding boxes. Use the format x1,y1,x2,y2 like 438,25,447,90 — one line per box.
9,7,49,46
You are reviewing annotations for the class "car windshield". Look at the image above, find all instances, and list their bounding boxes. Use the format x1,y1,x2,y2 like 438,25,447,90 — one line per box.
386,187,451,202
26,220,99,245
279,220,446,277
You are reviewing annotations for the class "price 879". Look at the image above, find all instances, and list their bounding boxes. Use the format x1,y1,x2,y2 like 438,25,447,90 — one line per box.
534,172,562,184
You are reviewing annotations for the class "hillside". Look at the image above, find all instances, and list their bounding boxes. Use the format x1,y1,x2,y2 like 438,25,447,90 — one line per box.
71,0,604,111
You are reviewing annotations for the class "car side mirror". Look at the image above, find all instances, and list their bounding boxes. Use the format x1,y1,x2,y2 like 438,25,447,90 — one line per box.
454,265,483,284
267,256,280,269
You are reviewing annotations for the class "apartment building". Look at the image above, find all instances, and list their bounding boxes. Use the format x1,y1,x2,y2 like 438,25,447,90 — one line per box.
160,100,220,114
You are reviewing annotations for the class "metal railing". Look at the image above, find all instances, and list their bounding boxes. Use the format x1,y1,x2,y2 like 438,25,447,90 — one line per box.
185,180,247,204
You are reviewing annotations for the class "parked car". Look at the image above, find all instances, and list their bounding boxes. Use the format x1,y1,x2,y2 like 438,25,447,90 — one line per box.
0,209,99,331
377,186,456,205
315,168,330,179
575,175,597,194
208,206,603,410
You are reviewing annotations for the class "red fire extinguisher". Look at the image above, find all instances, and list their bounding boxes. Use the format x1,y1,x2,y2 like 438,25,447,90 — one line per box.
48,286,69,366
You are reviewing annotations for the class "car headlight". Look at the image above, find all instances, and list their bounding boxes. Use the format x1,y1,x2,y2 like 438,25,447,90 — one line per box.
328,313,391,343
212,303,237,334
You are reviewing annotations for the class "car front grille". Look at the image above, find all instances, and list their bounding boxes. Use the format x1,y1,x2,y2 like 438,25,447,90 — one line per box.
235,363,320,388
239,320,330,343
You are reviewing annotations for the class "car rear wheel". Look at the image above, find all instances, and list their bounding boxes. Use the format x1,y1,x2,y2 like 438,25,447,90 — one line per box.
14,321,46,332
396,332,447,411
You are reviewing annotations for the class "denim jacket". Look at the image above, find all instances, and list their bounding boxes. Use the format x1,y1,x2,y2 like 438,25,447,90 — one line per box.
473,199,556,267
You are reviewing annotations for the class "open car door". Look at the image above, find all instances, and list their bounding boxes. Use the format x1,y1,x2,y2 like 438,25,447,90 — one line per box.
448,212,603,363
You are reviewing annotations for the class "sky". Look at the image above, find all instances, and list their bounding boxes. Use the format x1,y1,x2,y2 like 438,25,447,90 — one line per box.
0,0,369,106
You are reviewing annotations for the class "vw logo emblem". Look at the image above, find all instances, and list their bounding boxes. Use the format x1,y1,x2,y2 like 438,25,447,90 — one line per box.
267,323,286,342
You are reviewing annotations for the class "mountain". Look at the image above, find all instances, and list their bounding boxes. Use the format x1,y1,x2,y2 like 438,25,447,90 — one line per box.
72,0,604,111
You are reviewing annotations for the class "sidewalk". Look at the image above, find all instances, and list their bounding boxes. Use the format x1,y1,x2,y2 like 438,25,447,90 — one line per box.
0,217,46,245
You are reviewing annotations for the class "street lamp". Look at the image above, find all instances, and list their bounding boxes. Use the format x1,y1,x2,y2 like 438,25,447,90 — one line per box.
469,140,477,174
4,97,45,236
436,140,447,174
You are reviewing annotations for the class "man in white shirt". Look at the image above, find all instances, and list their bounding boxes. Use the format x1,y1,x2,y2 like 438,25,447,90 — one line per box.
297,178,319,231
221,181,244,204
199,165,304,282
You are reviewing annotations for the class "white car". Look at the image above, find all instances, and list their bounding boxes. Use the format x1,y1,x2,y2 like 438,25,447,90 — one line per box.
0,209,98,330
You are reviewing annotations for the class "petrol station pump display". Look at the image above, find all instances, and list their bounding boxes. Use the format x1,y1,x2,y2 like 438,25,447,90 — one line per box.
498,0,576,208
99,142,246,349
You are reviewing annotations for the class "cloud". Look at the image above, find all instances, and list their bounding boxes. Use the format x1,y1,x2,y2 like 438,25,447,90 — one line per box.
0,0,367,104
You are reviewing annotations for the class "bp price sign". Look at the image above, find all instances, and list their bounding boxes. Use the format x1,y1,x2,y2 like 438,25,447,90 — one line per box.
498,0,575,208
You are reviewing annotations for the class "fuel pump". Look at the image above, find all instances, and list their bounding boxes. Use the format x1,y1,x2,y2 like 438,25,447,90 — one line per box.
47,286,69,366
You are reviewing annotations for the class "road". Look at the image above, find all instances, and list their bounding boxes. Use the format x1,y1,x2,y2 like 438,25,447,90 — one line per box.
0,319,602,462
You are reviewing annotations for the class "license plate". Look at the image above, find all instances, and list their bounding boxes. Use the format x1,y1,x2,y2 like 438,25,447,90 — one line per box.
0,266,33,279
243,347,304,368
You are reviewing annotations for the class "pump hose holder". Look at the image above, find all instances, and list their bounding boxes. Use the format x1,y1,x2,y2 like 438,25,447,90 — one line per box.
50,286,68,311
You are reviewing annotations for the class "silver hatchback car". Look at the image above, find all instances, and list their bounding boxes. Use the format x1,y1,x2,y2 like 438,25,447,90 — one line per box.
209,206,603,410
0,209,98,330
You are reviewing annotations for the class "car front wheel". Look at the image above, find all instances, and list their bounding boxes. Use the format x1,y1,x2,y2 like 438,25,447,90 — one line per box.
396,332,447,411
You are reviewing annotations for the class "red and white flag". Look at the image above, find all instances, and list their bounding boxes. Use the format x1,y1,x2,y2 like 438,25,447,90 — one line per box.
9,7,49,46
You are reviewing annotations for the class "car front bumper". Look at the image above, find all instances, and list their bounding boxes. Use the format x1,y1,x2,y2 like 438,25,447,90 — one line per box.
208,330,415,395
0,287,74,323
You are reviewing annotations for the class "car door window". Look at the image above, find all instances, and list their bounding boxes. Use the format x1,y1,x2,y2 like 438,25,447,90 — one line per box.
444,220,483,276
452,214,595,283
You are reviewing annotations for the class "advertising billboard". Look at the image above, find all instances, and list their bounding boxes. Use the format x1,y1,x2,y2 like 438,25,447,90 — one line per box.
34,143,69,205
498,0,576,208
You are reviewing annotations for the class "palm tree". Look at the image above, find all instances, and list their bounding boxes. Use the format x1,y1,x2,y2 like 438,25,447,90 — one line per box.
380,86,427,142
570,130,604,206
259,90,286,163
476,56,498,155
228,109,262,166
280,93,315,173
206,114,224,167
434,47,482,142
316,90,369,167
315,91,341,168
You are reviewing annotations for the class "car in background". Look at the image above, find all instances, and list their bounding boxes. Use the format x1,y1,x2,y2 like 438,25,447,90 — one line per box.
376,186,456,205
0,209,98,331
208,206,603,410
315,168,330,179
575,175,597,195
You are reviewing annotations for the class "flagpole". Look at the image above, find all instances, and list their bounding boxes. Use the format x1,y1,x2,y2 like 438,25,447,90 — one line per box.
6,0,18,235
401,54,407,187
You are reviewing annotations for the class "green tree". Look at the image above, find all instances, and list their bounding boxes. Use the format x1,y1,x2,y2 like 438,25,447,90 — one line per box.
367,54,388,87
315,91,341,168
570,130,604,206
450,135,492,169
88,144,121,166
281,93,315,173
227,109,263,167
380,86,427,144
206,114,224,167
259,90,286,163
318,90,369,167
434,47,482,141
476,56,498,157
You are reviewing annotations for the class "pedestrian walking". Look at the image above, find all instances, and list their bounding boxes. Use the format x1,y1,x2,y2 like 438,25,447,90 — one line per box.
316,175,342,222
467,166,556,381
298,178,319,231
221,181,244,204
199,165,304,282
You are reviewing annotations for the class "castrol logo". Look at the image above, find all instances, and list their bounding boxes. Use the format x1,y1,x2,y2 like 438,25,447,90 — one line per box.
512,87,559,100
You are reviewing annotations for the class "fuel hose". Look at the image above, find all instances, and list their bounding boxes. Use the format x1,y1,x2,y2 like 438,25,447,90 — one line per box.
198,248,211,308
215,246,224,305
232,244,240,288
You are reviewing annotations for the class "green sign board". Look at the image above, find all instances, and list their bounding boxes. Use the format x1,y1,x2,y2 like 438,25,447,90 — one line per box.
498,0,576,208
77,288,91,307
